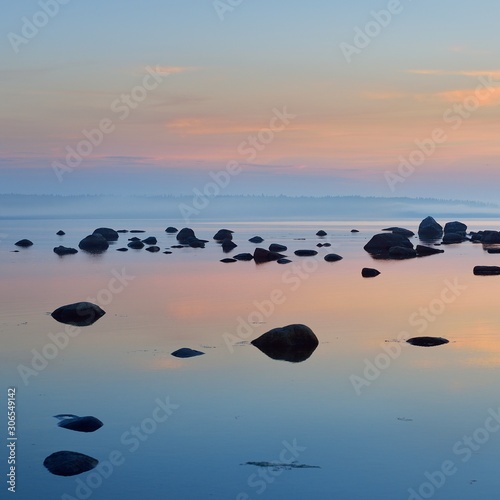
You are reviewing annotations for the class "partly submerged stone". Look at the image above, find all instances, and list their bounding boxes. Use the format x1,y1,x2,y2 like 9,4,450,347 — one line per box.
233,253,254,261
251,324,319,363
142,236,157,245
362,268,380,278
294,249,318,257
253,248,285,263
53,246,78,256
92,227,119,242
79,234,109,253
214,229,234,241
269,243,287,252
54,414,103,433
316,230,327,237
43,451,98,477
416,245,444,257
418,216,443,240
220,258,237,263
56,230,66,236
324,254,343,262
15,239,33,247
249,236,264,243
407,337,449,347
473,266,500,276
364,233,413,256
171,348,205,358
51,302,105,327
382,227,415,237
222,238,237,253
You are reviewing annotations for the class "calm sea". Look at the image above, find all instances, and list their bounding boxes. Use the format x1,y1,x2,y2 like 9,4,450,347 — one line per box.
2,218,500,500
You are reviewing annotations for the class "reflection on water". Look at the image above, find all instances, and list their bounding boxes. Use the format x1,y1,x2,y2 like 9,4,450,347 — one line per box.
2,219,500,499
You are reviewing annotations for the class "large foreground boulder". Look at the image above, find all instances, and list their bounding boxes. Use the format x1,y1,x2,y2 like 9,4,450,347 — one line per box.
51,302,106,326
54,415,103,433
418,216,443,239
43,451,98,477
79,234,109,253
251,324,319,363
363,233,413,257
92,227,119,241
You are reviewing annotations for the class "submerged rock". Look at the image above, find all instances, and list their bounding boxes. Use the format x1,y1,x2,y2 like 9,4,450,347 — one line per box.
277,258,292,264
129,230,145,233
51,302,106,327
53,246,78,256
127,241,144,249
444,221,467,234
388,246,417,259
15,239,33,247
145,246,161,253
364,233,413,257
418,216,443,240
442,233,466,244
79,234,109,253
92,227,119,242
324,253,343,262
382,227,415,237
233,253,254,261
220,258,237,263
249,236,264,243
253,248,285,263
222,238,237,252
351,229,359,233
176,228,196,244
362,268,380,278
269,243,287,252
171,348,205,358
473,266,500,276
165,227,178,233
142,236,157,245
416,245,444,257
214,229,233,241
56,230,66,236
54,415,103,433
43,451,98,477
407,337,449,347
251,324,319,363
294,249,318,257
316,230,327,236
116,248,128,252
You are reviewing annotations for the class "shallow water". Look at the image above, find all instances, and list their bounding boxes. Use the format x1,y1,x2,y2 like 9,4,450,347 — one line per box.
2,219,500,499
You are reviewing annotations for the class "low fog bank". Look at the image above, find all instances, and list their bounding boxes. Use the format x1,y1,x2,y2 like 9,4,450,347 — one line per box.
0,194,498,221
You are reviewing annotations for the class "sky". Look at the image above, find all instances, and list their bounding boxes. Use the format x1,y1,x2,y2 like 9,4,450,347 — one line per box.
1,0,499,201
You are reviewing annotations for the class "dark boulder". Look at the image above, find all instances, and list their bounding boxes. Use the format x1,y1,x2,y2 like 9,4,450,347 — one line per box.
416,245,444,256
388,246,417,259
233,253,254,261
407,337,449,347
269,243,287,252
54,414,103,433
251,324,319,363
324,253,343,262
171,348,205,358
277,258,292,264
444,221,467,234
43,451,98,477
364,233,413,256
92,227,119,241
142,236,157,245
116,248,128,252
294,250,318,257
163,251,172,254
362,268,380,278
145,246,161,253
249,236,264,243
214,229,233,241
56,230,65,236
51,302,105,327
351,229,359,233
220,258,237,263
187,236,207,248
128,237,141,241
165,227,178,233
481,231,500,244
323,243,331,247
442,232,466,244
316,243,324,248
53,246,78,256
487,248,500,254
382,227,415,237
222,238,237,253
418,216,443,239
177,228,196,244
129,230,145,233
316,230,327,237
474,266,500,276
254,248,285,263
128,241,145,249
15,239,33,247
116,229,128,233
78,234,109,253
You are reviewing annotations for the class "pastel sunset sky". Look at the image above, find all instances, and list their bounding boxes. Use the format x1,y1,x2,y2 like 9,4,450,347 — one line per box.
1,0,499,200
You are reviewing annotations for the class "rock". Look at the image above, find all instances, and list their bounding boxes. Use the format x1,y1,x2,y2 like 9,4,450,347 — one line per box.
222,238,237,253
444,221,467,234
418,216,443,239
145,246,161,253
416,245,445,256
56,230,65,236
53,246,78,256
128,241,145,249
251,324,319,363
130,230,145,233
407,337,449,347
324,254,343,262
214,229,233,241
294,250,318,257
165,227,178,233
351,229,359,233
269,243,287,252
323,243,331,247
481,231,500,244
78,234,109,253
142,236,157,245
487,248,500,254
171,245,186,249
186,236,206,248
254,248,285,263
15,239,33,247
177,228,196,244
234,253,254,261
220,258,237,263
163,251,172,254
116,248,128,252
316,230,327,236
364,233,413,256
92,227,119,241
116,229,128,233
128,237,141,241
54,414,103,433
442,232,466,244
316,243,323,247
473,266,500,276
382,227,415,237
43,451,98,477
171,348,204,358
362,268,380,278
388,246,417,259
277,258,292,264
249,236,264,243
51,302,106,326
